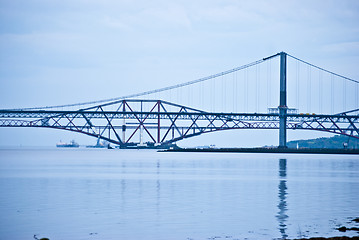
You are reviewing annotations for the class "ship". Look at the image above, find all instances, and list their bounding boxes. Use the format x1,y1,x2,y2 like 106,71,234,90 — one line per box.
56,140,80,148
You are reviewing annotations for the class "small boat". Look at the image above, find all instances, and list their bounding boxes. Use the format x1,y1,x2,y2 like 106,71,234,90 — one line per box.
56,140,79,148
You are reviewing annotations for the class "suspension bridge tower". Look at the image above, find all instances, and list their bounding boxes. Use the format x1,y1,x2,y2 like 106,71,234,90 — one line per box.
279,52,287,148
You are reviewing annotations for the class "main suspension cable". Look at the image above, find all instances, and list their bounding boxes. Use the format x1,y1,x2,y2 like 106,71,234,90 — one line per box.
10,54,279,111
287,54,359,84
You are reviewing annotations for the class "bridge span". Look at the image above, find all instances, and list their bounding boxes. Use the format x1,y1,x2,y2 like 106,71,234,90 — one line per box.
0,99,358,148
1,52,358,148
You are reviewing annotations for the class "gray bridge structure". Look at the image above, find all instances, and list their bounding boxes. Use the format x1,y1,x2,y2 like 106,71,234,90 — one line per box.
1,52,358,148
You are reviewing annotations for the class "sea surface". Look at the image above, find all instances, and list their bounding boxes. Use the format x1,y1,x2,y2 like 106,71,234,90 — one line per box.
0,148,358,240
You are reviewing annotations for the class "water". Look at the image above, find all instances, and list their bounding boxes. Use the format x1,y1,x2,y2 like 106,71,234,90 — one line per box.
0,148,358,240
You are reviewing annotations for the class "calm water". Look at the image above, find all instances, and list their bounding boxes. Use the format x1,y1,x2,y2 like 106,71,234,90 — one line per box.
0,148,358,240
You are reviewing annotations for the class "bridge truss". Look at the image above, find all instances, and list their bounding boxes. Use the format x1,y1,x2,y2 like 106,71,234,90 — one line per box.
0,99,358,148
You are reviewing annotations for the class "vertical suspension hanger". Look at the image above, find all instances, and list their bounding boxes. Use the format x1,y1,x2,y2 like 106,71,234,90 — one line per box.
267,59,270,111
232,69,237,112
296,60,299,112
221,74,224,112
330,75,334,114
255,64,260,113
343,78,346,112
307,65,311,113
246,68,249,113
356,83,359,110
319,70,323,114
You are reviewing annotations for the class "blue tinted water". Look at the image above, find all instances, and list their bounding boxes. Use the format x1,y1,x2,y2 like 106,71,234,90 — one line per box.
0,148,358,240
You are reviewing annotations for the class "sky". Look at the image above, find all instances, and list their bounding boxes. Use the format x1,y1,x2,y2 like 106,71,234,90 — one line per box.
0,0,359,147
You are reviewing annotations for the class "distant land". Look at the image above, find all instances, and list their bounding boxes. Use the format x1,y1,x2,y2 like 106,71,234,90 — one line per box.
163,134,359,154
286,134,359,149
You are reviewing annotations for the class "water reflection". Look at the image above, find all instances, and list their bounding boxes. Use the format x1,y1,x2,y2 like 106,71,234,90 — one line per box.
277,158,288,239
156,160,161,216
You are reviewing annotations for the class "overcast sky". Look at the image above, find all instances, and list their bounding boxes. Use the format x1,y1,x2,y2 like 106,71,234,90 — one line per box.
1,0,358,147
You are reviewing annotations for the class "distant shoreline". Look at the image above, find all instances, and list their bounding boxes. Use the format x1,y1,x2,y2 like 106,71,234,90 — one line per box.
161,147,359,155
292,237,359,240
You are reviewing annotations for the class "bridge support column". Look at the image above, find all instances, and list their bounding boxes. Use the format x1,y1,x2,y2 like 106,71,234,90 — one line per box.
157,101,160,144
122,101,126,144
139,124,143,145
122,119,126,143
279,52,287,148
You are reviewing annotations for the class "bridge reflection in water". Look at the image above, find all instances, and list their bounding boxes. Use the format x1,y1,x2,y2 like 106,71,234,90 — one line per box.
277,158,288,239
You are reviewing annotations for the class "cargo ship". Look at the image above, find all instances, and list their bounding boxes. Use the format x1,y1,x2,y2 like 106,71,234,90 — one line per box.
56,140,79,148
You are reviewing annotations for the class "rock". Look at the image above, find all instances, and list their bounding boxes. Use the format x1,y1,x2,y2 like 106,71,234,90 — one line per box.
338,226,347,232
33,235,49,240
294,237,359,240
352,218,359,223
337,226,359,232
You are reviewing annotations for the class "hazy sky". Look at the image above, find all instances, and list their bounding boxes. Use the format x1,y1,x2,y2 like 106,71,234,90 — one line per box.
1,0,358,147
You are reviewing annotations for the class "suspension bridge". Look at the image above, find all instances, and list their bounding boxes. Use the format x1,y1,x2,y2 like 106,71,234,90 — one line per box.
0,52,358,148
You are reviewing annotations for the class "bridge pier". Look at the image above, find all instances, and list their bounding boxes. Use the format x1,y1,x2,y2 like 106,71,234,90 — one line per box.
122,119,126,143
279,52,287,148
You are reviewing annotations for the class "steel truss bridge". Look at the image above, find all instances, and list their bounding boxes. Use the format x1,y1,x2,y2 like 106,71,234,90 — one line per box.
0,99,358,148
1,52,358,148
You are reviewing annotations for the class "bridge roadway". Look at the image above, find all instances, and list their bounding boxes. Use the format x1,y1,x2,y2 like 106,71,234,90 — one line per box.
0,109,358,123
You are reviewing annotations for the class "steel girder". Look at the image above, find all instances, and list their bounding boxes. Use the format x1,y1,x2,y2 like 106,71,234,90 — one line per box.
0,100,358,147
